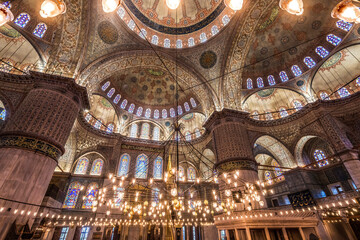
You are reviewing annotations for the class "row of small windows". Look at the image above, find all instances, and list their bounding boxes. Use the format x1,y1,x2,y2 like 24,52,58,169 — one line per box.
7,9,47,38
246,20,348,90
74,158,104,176
102,82,197,119
63,181,99,209
118,154,163,179
117,7,230,48
251,100,303,121
85,112,115,133
129,123,161,141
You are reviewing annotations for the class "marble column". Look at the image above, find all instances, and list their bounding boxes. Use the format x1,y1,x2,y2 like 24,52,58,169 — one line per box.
0,72,88,239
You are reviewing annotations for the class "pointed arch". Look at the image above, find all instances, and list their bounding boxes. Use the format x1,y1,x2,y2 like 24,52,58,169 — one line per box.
187,167,196,182
135,154,148,179
118,153,130,177
82,182,99,209
153,156,163,179
63,182,81,208
90,159,104,176
74,158,89,175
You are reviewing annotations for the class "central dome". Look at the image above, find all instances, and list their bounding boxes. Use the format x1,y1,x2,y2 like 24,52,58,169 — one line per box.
117,0,235,48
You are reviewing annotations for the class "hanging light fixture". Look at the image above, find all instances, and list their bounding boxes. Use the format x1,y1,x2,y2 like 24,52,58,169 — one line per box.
331,0,360,23
0,3,13,27
279,0,304,15
102,0,121,13
39,0,66,18
224,0,244,11
166,0,181,10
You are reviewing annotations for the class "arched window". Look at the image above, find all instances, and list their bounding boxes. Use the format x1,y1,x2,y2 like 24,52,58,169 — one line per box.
337,87,350,98
117,7,125,18
272,160,284,180
222,15,230,25
200,32,207,43
187,167,196,182
94,119,102,129
304,57,316,69
139,28,147,39
178,166,185,181
164,38,171,48
265,112,273,120
256,78,264,88
279,108,288,118
195,129,201,138
135,154,148,179
319,91,329,100
82,183,99,209
102,81,110,91
154,109,160,119
176,39,183,49
3,1,11,8
114,187,124,208
106,123,114,133
85,113,92,122
33,23,47,38
127,103,135,113
279,71,289,82
177,105,183,115
145,108,151,118
90,159,104,175
356,77,360,87
107,88,115,98
170,108,176,117
113,94,121,104
314,149,328,167
14,13,30,28
162,109,168,119
185,132,192,141
74,158,89,175
153,157,163,179
128,20,135,30
151,35,159,45
136,107,143,116
268,75,276,86
264,171,271,181
118,154,130,177
293,100,303,110
252,111,259,120
184,102,190,112
120,99,128,109
247,78,253,89
63,182,81,208
188,37,195,47
291,65,302,77
315,46,329,58
130,124,138,138
336,20,352,32
326,34,342,46
0,109,6,120
153,126,160,141
190,98,197,107
211,25,219,35
140,123,150,139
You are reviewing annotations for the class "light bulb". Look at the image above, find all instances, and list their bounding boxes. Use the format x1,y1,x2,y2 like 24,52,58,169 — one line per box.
102,0,121,13
0,4,13,27
166,0,181,10
279,0,304,15
224,0,244,11
39,0,66,18
331,0,360,23
171,187,178,197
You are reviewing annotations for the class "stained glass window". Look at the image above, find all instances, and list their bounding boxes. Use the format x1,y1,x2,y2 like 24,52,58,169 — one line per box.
293,100,303,110
185,132,192,141
120,99,128,109
94,119,102,129
3,1,11,8
102,81,110,91
272,160,284,180
265,112,273,120
152,188,160,205
195,129,201,138
118,154,130,177
291,65,302,77
279,71,289,82
356,77,360,87
140,123,150,139
304,57,316,69
211,25,219,35
164,38,171,48
0,109,6,120
162,109,168,119
14,13,30,28
136,107,143,117
82,182,99,209
176,39,183,49
139,28,147,39
336,20,352,32
315,46,329,58
130,124,138,138
107,88,115,98
114,187,124,207
268,75,276,86
184,102,190,112
252,111,259,120
264,171,271,181
106,123,114,133
113,94,121,104
80,227,90,240
178,166,185,181
222,15,230,25
170,108,176,117
59,227,69,240
247,78,253,89
337,87,350,98
192,226,196,240
153,126,160,141
151,35,159,45
177,105,183,115
190,98,197,107
326,34,342,46
187,167,196,182
128,104,135,113
33,23,47,38
200,32,207,43
63,182,81,208
74,158,89,174
90,159,103,176
256,77,264,88
279,108,288,118
188,37,195,47
145,108,151,118
320,91,329,100
314,149,328,167
153,157,163,179
154,109,159,119
0,61,12,73
85,113,91,122
135,154,148,179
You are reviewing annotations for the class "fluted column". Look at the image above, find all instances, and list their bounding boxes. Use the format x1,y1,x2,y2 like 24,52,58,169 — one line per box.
0,72,88,239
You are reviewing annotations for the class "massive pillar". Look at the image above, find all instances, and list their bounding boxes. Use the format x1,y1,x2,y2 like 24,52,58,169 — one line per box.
0,72,88,239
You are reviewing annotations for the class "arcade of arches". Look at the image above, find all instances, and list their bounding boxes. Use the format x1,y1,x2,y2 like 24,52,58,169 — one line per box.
1,0,360,240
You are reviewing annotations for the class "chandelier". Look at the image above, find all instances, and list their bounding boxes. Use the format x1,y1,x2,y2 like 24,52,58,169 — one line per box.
0,3,13,26
39,0,66,18
102,0,122,13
